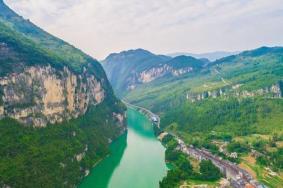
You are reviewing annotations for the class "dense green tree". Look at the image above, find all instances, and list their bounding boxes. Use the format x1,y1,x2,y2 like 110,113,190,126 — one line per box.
227,142,249,153
199,160,222,181
159,169,181,188
0,103,125,187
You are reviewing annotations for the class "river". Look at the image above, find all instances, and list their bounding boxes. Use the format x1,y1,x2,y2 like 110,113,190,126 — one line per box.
79,108,168,188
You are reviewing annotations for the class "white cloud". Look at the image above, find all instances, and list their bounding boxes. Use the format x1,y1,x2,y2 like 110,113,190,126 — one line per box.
4,0,283,59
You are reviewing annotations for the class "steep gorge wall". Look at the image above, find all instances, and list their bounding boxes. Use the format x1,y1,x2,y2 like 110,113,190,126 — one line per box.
0,65,106,127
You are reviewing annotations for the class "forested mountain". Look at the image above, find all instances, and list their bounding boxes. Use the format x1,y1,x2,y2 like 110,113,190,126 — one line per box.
0,1,126,187
102,49,206,97
105,46,283,187
125,46,283,111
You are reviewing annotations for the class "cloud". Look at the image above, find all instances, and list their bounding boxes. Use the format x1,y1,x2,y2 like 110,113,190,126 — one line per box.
4,0,283,59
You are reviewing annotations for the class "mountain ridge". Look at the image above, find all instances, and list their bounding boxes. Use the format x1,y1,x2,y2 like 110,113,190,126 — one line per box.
102,49,207,96
112,46,283,187
167,50,240,61
0,1,126,187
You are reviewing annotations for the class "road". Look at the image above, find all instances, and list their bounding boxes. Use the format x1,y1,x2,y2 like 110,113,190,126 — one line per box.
122,100,263,187
122,100,160,128
173,134,262,188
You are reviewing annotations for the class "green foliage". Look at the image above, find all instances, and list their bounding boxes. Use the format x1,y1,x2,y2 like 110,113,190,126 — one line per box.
160,98,283,170
256,156,269,166
175,156,193,178
125,47,283,112
161,98,283,136
227,142,249,153
0,3,110,86
103,49,206,97
165,149,182,162
199,160,222,181
161,134,175,145
0,2,91,72
161,97,260,134
256,148,283,171
0,102,125,188
159,169,182,188
161,144,221,187
0,3,126,188
103,49,172,97
161,147,194,188
158,97,283,185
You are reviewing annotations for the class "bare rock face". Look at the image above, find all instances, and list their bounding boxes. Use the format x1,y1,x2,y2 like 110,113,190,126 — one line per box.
126,65,194,90
186,82,282,102
0,65,105,127
139,65,194,84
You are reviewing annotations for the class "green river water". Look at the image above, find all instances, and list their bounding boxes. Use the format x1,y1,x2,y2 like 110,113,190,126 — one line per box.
79,108,168,188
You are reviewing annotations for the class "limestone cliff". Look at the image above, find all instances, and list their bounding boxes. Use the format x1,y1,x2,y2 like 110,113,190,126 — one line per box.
0,65,107,127
186,82,283,102
139,65,194,83
0,1,128,187
0,2,127,128
126,65,195,90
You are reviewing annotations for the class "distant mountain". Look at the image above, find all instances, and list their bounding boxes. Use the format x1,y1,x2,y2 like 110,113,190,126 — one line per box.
168,51,240,61
124,46,283,110
102,49,206,97
125,46,283,187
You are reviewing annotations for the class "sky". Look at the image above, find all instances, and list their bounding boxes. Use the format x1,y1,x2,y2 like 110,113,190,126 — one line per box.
4,0,283,59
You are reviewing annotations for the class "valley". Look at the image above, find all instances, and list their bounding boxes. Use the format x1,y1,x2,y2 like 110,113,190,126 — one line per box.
0,0,282,188
79,108,168,188
103,47,283,187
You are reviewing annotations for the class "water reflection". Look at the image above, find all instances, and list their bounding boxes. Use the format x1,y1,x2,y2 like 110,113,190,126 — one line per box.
79,108,167,188
79,133,127,188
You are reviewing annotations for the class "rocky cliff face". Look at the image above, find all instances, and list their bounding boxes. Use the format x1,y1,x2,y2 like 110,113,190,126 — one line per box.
186,82,283,102
0,2,128,187
139,65,194,84
125,65,193,91
0,65,106,127
126,65,195,90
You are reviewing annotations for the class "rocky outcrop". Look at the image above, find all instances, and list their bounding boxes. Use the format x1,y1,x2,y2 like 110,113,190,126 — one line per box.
139,65,171,83
0,65,105,127
125,65,195,90
187,82,282,102
139,65,194,84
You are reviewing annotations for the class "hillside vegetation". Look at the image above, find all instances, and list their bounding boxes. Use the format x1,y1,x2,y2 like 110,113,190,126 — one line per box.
102,49,207,97
106,46,283,187
0,102,125,187
0,1,126,187
125,47,283,111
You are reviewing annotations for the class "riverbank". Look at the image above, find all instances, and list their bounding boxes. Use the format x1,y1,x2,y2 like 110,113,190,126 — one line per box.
79,108,167,188
122,101,266,188
122,100,160,128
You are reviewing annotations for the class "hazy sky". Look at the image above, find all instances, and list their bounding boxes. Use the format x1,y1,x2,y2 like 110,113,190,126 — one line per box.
5,0,283,59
